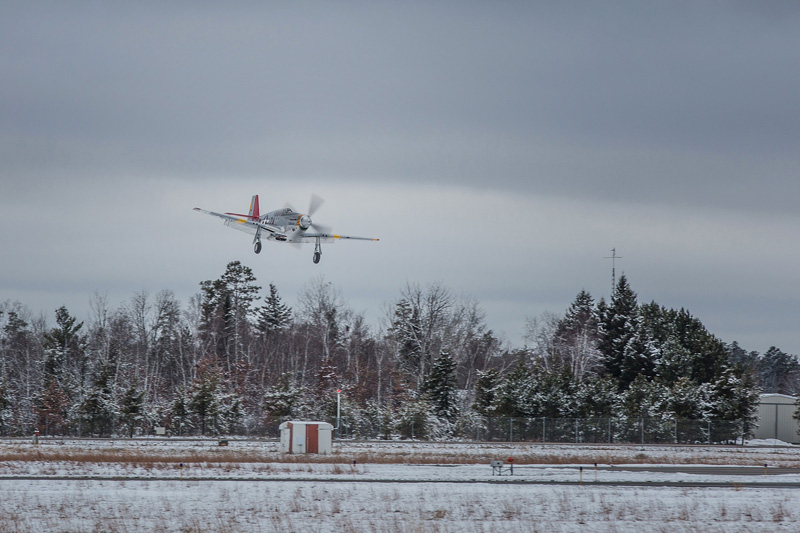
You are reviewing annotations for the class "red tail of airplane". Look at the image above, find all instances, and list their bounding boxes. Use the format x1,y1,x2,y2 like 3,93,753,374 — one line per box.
225,195,260,220
248,195,260,220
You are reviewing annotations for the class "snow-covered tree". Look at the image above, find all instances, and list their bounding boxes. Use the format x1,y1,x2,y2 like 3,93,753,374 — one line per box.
523,312,561,374
168,386,192,436
757,346,800,395
473,368,500,416
189,358,225,435
710,366,760,424
422,351,458,421
599,275,639,388
617,313,659,387
1,306,41,435
199,262,261,371
77,362,117,437
43,306,85,391
119,381,145,438
388,282,454,388
262,373,307,424
726,341,759,373
574,375,619,418
669,377,712,420
395,396,433,439
258,283,292,336
554,290,603,380
297,276,345,363
493,358,534,418
619,375,671,420
0,379,10,435
35,380,71,435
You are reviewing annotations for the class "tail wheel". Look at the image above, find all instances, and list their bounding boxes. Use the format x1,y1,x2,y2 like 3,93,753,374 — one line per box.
254,241,262,254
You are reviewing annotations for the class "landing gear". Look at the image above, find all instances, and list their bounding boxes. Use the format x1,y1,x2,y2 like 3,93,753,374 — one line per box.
313,238,322,264
253,227,263,254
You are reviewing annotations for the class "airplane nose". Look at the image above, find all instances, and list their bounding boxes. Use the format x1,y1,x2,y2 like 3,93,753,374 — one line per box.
299,215,312,229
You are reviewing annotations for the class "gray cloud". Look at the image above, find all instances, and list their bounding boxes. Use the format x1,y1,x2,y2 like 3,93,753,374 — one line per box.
2,2,799,352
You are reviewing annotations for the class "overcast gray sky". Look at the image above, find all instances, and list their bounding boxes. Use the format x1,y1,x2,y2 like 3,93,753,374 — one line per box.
2,2,799,353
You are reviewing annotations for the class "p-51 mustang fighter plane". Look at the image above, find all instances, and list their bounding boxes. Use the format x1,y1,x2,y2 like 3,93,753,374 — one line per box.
193,194,379,263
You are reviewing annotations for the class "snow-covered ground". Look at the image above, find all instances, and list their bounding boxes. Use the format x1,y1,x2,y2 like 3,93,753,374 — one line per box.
2,438,800,532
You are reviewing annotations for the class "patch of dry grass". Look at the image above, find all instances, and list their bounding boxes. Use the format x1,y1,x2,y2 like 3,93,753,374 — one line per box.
3,440,800,468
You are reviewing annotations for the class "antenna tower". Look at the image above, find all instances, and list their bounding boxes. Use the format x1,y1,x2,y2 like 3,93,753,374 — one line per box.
604,248,623,295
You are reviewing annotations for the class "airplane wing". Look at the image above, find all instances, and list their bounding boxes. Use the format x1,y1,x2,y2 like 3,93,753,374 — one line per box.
193,207,284,236
293,232,380,243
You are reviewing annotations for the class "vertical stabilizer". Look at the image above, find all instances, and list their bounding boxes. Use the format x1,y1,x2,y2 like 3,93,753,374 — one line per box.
249,195,260,219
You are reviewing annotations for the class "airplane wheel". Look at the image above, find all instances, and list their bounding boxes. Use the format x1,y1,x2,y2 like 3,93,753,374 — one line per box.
254,242,262,254
313,252,321,264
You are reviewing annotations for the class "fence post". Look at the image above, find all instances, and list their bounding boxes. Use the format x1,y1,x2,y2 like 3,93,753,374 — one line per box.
542,417,546,443
674,418,678,444
608,418,612,444
575,418,579,444
509,418,513,443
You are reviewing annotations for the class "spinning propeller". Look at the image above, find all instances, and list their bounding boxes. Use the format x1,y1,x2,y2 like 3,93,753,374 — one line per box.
292,194,331,233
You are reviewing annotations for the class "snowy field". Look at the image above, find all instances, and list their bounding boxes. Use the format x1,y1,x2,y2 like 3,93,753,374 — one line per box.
2,438,800,532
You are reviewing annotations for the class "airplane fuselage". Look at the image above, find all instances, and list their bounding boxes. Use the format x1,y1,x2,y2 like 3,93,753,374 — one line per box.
194,194,378,264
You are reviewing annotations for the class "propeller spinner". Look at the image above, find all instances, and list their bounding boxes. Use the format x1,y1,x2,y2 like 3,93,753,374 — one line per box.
295,194,330,233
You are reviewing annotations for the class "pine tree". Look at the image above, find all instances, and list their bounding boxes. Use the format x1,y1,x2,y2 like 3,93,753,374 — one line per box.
189,359,224,435
757,347,800,394
574,375,618,418
199,262,261,369
422,351,458,421
473,368,500,416
119,381,145,438
599,275,639,388
262,373,305,424
35,380,71,435
169,387,192,436
78,362,117,437
258,283,292,336
43,306,85,389
493,357,533,418
391,298,423,382
395,396,432,439
654,335,691,385
618,313,658,387
710,366,760,430
620,374,670,420
389,282,455,389
670,308,727,384
0,379,10,435
150,290,187,392
669,377,711,420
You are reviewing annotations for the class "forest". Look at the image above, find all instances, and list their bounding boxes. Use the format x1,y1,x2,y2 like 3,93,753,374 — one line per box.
1,261,798,440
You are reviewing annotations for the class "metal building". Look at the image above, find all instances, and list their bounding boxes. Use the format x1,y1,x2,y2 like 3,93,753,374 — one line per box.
279,421,333,454
754,393,799,444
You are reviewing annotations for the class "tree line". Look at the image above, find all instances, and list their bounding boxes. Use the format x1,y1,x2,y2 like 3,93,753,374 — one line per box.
0,262,796,439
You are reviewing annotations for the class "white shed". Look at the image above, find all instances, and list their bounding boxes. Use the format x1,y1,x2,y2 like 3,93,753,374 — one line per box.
279,421,333,454
754,393,799,444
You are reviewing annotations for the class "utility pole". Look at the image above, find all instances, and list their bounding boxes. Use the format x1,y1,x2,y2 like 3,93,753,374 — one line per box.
604,248,623,295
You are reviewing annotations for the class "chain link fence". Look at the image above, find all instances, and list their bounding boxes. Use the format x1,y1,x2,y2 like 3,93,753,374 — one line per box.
333,416,747,445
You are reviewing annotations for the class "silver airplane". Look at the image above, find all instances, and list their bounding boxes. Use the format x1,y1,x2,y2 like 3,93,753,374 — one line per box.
194,194,379,263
